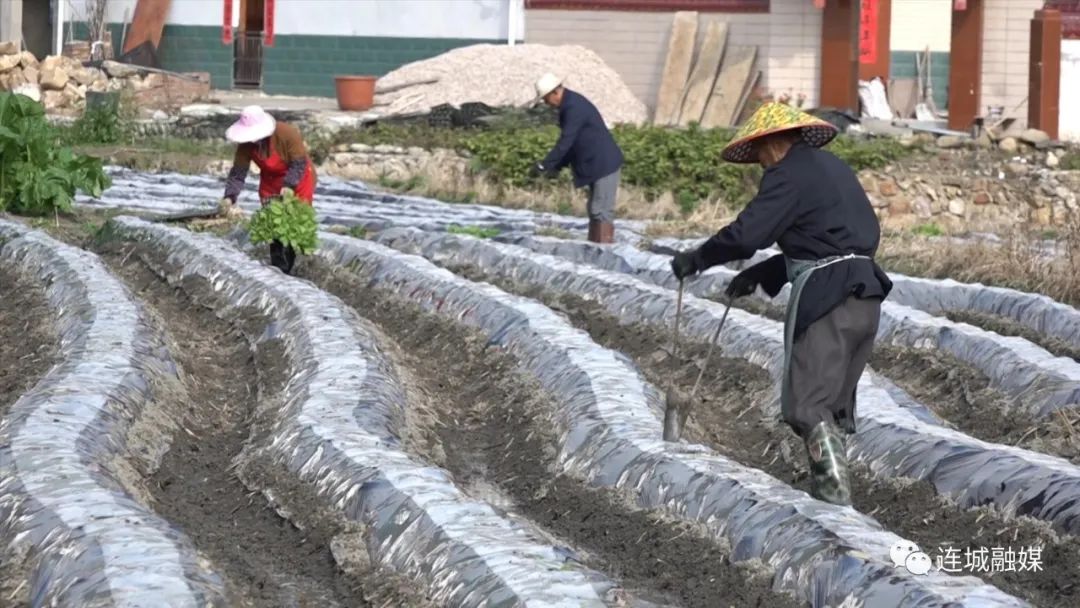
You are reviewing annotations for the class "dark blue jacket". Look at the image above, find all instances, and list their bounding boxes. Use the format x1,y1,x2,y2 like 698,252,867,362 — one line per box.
540,89,623,188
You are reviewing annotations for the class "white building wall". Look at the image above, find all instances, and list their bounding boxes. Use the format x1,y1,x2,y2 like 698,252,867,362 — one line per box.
890,0,951,52
272,0,518,39
982,0,1041,128
526,0,821,112
67,0,220,27
1060,39,1080,141
766,0,821,108
66,0,522,38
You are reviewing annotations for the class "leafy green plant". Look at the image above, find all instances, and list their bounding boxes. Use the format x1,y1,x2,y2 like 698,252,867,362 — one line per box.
56,89,139,146
64,104,129,145
446,225,500,239
0,92,111,216
327,121,917,213
1059,152,1080,171
247,192,319,254
348,225,368,239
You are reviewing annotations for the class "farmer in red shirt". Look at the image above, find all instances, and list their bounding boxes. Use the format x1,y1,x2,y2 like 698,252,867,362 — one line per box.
220,105,317,275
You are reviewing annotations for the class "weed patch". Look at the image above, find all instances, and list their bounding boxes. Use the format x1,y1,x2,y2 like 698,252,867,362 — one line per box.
446,225,500,239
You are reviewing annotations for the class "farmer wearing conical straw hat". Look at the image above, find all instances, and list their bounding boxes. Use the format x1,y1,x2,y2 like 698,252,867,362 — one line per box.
669,102,892,506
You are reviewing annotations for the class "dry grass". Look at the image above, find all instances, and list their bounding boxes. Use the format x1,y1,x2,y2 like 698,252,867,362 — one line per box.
879,215,1080,308
372,160,739,235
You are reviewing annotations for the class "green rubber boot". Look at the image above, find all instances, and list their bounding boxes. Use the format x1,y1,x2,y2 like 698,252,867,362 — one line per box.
805,420,852,506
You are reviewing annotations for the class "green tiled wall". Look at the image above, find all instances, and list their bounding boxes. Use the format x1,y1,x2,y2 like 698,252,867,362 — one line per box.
261,35,492,97
890,50,949,110
72,22,232,90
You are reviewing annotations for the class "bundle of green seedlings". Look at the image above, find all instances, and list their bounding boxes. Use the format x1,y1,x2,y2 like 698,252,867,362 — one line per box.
247,191,319,255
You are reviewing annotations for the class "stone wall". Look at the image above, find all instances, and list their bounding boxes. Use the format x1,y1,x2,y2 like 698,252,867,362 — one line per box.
0,43,210,116
319,142,1080,231
323,144,472,184
859,148,1080,231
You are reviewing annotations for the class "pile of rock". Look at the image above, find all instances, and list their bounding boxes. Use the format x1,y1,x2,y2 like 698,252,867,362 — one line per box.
0,41,210,115
921,127,1054,153
373,43,649,125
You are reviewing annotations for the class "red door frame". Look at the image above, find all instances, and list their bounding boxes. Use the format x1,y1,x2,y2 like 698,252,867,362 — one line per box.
818,0,861,109
947,0,983,131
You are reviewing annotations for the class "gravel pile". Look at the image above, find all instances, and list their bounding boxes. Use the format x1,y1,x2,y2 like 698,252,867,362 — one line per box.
374,43,648,125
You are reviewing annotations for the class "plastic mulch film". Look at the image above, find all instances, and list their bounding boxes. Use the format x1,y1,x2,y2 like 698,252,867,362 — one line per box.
505,235,1080,419
651,238,1080,353
104,217,621,608
881,273,1080,348
0,221,228,607
75,168,645,240
315,231,1030,608
375,227,1080,537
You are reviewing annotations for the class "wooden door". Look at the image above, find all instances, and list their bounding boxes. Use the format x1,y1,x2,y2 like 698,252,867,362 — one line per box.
234,0,264,88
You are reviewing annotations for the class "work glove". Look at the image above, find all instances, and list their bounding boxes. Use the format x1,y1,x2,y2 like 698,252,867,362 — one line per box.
218,197,243,220
281,187,295,199
670,249,702,281
532,162,558,179
725,271,758,298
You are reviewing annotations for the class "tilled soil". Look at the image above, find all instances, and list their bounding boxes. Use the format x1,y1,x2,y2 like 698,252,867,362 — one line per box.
450,265,1080,607
0,267,59,417
94,241,378,608
0,267,61,603
301,259,804,608
870,344,1080,465
946,309,1080,363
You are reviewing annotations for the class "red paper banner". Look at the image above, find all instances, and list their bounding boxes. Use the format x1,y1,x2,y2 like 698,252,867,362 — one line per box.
264,0,276,46
954,0,967,10
222,0,233,45
859,0,878,65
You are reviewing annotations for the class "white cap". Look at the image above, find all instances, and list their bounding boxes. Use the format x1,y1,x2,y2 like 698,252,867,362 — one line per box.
534,73,563,100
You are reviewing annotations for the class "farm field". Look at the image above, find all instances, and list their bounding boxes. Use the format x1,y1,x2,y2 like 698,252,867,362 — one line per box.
2,169,1079,607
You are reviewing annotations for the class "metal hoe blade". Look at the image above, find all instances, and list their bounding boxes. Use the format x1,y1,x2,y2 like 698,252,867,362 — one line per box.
663,284,733,442
663,279,686,441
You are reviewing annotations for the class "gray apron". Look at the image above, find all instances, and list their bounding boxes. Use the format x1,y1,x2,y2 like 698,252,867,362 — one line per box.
780,253,871,422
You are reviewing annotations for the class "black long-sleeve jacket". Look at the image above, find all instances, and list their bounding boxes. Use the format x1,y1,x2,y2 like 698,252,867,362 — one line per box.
696,141,892,338
540,89,623,188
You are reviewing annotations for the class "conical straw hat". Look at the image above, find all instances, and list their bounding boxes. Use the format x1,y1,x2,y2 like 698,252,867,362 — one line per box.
721,102,838,163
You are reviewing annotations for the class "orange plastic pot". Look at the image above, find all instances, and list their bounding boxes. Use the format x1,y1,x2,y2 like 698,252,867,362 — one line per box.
334,75,377,111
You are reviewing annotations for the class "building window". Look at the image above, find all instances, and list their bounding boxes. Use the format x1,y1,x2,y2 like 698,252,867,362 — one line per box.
524,1,770,13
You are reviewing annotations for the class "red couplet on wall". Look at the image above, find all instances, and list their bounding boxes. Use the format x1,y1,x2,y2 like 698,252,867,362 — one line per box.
859,0,878,64
222,0,233,44
954,0,967,9
264,0,276,46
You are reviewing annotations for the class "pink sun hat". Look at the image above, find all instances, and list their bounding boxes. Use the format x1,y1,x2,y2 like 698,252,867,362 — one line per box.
225,105,276,143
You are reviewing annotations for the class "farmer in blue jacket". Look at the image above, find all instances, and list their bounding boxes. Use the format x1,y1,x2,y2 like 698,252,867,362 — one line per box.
533,73,624,244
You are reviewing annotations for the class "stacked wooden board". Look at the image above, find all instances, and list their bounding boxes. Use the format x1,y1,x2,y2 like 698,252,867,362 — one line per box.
653,11,761,129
